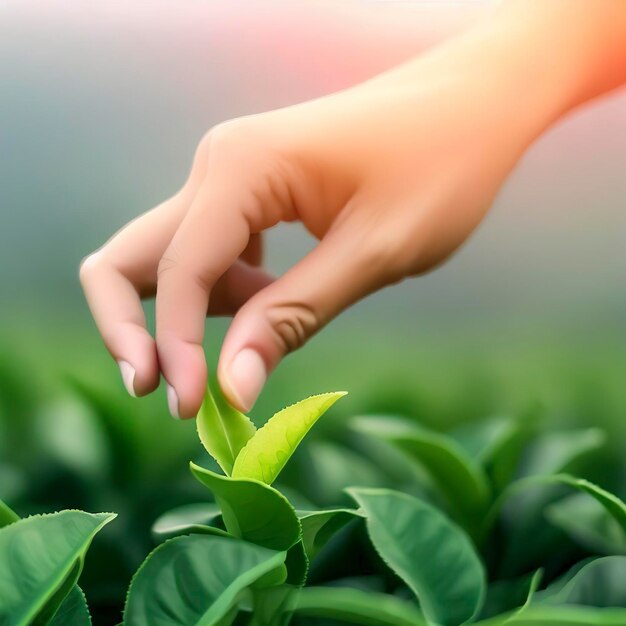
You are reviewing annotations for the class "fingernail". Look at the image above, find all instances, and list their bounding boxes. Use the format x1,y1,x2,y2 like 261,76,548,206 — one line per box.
225,348,266,412
167,384,180,419
118,361,137,398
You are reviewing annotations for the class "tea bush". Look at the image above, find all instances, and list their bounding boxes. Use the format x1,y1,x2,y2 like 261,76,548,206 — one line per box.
2,375,626,625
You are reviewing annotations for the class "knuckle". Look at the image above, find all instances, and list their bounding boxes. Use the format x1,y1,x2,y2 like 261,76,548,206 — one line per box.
206,119,251,155
157,248,180,281
266,303,319,355
157,246,217,294
78,251,105,285
352,222,413,286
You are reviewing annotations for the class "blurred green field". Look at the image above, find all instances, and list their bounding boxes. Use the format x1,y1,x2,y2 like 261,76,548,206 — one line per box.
1,313,626,623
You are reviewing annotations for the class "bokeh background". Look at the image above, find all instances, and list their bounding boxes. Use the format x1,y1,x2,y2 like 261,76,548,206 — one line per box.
1,0,625,621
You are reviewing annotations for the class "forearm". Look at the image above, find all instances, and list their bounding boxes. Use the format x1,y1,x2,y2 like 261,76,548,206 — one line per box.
352,0,626,171
496,0,626,112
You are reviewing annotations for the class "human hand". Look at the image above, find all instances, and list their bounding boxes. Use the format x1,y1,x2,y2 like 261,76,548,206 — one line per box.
80,1,626,418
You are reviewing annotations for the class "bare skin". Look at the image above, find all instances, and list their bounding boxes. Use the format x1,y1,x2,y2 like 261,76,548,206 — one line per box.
80,0,626,418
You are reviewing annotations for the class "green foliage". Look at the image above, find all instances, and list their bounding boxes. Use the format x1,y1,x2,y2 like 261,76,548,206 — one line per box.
4,373,626,626
294,586,427,625
299,508,363,559
123,534,286,626
0,497,19,527
151,502,226,542
190,462,301,550
353,416,491,533
348,487,486,626
48,587,91,626
197,378,257,475
232,392,347,484
546,494,626,555
538,557,626,607
0,510,114,625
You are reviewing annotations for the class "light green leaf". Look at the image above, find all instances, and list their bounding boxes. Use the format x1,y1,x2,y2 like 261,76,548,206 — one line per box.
0,497,19,527
151,502,227,542
299,508,363,559
294,587,426,626
197,378,256,475
349,488,485,626
48,586,91,626
190,463,301,550
537,556,626,608
124,534,286,626
546,494,626,555
0,510,115,626
232,392,347,484
352,416,491,531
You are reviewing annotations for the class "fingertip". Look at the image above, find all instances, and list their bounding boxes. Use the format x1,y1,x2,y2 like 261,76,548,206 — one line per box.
158,338,207,419
218,347,267,412
112,327,160,398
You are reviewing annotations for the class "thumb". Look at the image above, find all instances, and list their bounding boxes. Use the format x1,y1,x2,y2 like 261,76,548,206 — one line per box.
217,220,398,411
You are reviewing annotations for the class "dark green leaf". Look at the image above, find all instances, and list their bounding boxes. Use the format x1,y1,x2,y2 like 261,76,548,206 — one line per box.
479,571,543,621
299,509,363,559
124,534,286,626
294,586,426,626
476,606,626,625
348,488,485,626
546,494,626,555
352,417,490,530
0,510,115,626
190,463,301,550
518,429,606,478
48,586,91,626
538,557,626,608
151,502,227,542
0,497,19,527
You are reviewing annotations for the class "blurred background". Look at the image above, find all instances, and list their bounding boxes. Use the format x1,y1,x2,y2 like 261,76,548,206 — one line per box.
1,0,625,621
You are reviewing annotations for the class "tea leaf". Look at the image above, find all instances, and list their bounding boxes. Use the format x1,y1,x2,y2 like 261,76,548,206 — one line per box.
190,462,300,550
485,474,626,539
479,571,543,621
197,378,256,475
452,413,537,493
0,510,115,626
232,392,347,484
353,416,491,529
505,569,543,622
0,497,19,528
299,508,363,559
285,539,309,586
546,494,626,555
151,503,226,542
518,428,606,478
48,586,91,626
124,534,286,626
349,488,485,626
538,556,626,608
476,606,626,625
294,586,426,625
